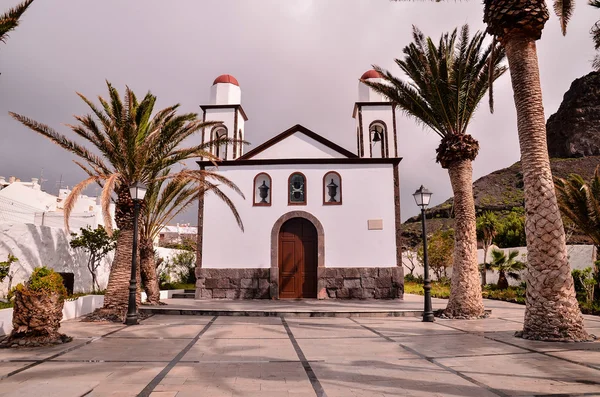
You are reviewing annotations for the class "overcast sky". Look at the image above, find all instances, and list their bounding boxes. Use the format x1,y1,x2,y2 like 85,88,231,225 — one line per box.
0,0,598,224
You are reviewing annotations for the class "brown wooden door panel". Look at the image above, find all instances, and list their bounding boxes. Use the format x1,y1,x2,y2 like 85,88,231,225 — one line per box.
278,218,318,299
280,241,296,274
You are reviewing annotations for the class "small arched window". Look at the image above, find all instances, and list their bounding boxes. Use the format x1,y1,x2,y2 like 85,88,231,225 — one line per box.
253,173,271,206
212,126,228,159
288,172,306,205
323,171,342,205
369,121,387,158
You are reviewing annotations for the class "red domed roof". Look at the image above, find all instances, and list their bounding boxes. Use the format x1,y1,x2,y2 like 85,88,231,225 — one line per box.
212,74,239,86
360,69,383,80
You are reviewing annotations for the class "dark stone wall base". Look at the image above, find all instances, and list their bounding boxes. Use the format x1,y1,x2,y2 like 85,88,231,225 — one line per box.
195,268,271,299
317,267,403,299
195,267,403,300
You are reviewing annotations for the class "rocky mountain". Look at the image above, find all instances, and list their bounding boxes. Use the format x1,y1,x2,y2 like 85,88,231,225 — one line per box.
402,71,600,248
547,71,600,158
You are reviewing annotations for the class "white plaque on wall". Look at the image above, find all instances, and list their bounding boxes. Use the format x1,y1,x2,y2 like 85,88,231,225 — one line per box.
367,219,383,230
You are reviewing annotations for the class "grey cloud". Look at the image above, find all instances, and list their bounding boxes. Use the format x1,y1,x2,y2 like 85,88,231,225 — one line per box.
0,0,597,224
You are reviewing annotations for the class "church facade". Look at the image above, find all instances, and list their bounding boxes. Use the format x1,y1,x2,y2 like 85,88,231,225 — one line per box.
195,71,404,300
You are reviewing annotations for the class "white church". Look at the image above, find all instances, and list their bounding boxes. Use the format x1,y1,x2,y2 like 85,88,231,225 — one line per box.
195,72,403,300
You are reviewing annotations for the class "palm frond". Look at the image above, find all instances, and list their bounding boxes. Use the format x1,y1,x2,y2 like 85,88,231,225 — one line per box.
554,0,575,35
63,175,103,232
365,24,507,152
0,0,33,43
101,173,120,235
556,167,600,246
9,112,112,174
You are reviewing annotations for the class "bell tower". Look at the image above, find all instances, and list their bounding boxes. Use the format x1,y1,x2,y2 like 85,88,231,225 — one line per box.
200,74,248,160
353,70,397,158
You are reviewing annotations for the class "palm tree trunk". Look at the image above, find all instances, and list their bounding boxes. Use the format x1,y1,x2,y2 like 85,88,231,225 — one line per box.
482,243,489,286
497,271,509,290
504,36,589,341
444,159,485,318
103,228,140,309
103,189,141,311
140,238,161,305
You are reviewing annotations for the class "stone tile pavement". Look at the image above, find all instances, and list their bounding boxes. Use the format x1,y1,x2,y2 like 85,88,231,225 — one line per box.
0,297,599,396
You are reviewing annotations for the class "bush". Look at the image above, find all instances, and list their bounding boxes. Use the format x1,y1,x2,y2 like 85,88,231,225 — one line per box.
404,274,423,283
172,251,196,285
482,284,526,304
404,281,450,299
16,267,67,299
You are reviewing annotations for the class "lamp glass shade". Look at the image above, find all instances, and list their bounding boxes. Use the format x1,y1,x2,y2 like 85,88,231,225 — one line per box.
413,185,432,208
129,182,148,201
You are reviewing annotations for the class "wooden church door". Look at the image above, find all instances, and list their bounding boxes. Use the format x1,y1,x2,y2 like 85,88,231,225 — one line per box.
278,218,317,299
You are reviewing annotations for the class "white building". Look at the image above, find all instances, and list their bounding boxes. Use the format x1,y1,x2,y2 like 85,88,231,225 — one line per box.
157,223,198,246
196,72,403,300
0,176,115,230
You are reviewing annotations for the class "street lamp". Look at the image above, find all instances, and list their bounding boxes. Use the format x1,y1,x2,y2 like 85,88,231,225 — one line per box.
413,185,435,322
126,181,147,326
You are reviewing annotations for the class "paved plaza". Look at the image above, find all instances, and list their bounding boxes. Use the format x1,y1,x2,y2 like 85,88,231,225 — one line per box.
0,297,599,397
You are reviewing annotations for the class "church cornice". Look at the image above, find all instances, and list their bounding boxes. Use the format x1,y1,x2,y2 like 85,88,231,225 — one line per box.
352,101,394,118
238,124,358,160
197,157,402,168
200,104,248,121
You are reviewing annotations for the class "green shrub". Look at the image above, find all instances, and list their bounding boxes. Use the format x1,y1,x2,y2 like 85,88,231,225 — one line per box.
404,281,450,299
0,254,18,283
404,274,423,283
0,301,13,309
160,282,195,290
15,267,67,299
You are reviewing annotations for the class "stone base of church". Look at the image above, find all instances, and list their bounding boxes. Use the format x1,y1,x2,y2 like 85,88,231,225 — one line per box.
195,268,271,299
317,267,403,299
195,267,403,300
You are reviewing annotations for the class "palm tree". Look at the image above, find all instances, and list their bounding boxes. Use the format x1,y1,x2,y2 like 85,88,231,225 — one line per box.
0,0,33,45
488,248,526,290
555,166,600,247
364,25,506,318
590,0,600,70
391,0,590,340
139,170,243,305
477,211,500,286
482,0,590,341
9,82,241,313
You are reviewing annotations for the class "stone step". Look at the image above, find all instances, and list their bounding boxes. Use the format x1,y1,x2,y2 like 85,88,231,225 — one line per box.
139,306,493,318
171,293,195,299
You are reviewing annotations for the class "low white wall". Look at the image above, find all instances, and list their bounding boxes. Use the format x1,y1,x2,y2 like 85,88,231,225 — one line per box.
141,289,184,301
0,294,105,336
0,308,12,336
402,244,597,286
0,223,113,297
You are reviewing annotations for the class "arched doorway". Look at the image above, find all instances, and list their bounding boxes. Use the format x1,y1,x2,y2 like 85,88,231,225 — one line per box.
278,218,318,299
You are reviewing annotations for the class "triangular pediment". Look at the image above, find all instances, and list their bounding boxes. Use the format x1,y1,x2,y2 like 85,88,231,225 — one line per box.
238,124,357,160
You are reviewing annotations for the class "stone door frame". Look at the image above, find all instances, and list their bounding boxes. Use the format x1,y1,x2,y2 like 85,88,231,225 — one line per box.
270,211,325,299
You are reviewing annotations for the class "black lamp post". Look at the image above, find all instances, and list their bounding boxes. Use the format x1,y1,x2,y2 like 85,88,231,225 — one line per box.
413,185,435,322
126,181,147,326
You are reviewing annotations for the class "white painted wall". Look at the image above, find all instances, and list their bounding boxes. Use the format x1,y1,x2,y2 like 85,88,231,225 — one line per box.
358,78,387,102
0,294,105,336
202,108,239,160
202,163,398,269
252,132,348,160
210,82,241,105
237,115,246,158
0,223,112,296
402,244,597,286
355,105,396,158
